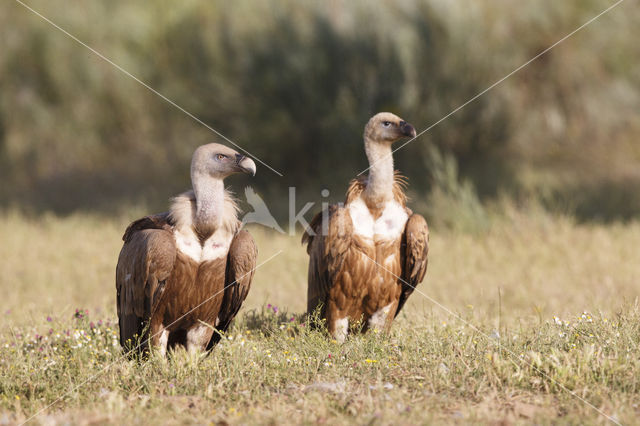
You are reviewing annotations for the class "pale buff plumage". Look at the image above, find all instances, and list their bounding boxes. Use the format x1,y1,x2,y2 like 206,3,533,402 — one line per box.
168,189,240,238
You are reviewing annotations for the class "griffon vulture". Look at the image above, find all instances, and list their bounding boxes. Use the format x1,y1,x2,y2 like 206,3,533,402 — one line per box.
116,143,257,355
303,112,429,342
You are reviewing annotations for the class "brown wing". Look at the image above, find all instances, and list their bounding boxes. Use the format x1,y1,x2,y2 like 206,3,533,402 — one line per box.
303,205,353,316
122,212,173,243
207,230,257,348
396,213,429,318
116,214,176,350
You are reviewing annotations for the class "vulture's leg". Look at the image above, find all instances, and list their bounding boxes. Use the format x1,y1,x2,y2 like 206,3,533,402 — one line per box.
326,303,349,343
186,324,214,354
149,315,168,358
367,302,395,333
383,300,400,332
157,329,169,358
333,318,349,343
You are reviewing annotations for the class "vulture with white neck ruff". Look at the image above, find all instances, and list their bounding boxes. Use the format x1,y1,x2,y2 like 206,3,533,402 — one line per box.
303,112,429,342
116,143,257,356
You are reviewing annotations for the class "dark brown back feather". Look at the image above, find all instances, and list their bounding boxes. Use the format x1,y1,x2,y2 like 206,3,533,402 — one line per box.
122,212,173,243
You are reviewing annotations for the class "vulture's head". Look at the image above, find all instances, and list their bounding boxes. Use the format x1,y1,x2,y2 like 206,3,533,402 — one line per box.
364,112,416,144
191,143,257,180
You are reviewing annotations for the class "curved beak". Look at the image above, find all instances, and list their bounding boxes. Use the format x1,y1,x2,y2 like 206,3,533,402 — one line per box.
400,120,417,138
235,154,256,176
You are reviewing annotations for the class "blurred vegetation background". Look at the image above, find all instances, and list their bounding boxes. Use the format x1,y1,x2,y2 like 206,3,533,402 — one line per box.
1,0,639,229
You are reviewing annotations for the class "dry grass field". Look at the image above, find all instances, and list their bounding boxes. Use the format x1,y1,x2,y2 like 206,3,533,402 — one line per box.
1,209,639,424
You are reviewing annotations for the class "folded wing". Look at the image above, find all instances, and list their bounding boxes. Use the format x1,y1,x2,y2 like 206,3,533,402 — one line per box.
116,215,176,350
396,213,429,318
207,230,257,348
303,205,354,316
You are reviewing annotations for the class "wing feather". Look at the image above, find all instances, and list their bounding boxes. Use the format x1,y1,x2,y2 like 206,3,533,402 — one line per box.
396,213,429,318
303,205,353,315
122,212,172,243
207,230,257,348
116,216,176,349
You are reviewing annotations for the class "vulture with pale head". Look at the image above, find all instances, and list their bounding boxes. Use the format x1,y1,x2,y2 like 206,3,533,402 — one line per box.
116,143,257,355
303,112,429,342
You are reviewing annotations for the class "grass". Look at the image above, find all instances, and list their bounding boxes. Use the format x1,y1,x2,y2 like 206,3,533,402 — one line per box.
1,209,640,424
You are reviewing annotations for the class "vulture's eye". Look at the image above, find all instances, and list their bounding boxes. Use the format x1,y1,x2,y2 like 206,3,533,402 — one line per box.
382,121,391,127
216,154,226,160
